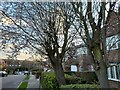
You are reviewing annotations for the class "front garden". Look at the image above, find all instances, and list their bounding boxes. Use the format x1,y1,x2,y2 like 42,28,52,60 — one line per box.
40,72,100,90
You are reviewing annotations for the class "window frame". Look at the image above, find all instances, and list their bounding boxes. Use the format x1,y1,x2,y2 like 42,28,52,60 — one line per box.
106,35,119,50
108,63,120,82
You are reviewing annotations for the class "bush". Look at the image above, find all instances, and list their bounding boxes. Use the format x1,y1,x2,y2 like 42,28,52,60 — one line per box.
60,84,100,90
32,68,39,75
41,72,98,89
41,72,59,90
32,71,36,75
41,72,81,89
24,75,30,80
35,71,42,79
77,72,98,84
65,72,98,84
64,72,76,76
65,74,83,84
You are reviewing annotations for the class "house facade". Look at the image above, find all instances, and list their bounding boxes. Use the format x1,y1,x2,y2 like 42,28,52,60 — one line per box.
106,11,120,88
65,11,120,88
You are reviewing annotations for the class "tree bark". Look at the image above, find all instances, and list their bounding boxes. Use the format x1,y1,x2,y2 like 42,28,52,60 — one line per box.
92,46,110,89
52,60,66,86
95,62,110,89
77,64,80,72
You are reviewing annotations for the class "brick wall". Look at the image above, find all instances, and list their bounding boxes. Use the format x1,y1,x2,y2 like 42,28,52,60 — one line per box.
109,80,120,88
79,55,92,65
107,49,120,63
106,12,120,37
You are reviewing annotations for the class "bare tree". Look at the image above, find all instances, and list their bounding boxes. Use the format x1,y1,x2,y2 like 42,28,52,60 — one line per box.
0,2,75,86
71,1,119,88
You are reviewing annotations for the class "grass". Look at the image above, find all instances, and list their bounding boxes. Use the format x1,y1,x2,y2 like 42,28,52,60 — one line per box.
17,75,30,90
24,75,30,80
17,82,28,90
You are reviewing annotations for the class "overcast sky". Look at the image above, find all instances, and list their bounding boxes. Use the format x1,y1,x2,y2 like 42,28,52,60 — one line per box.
0,50,31,60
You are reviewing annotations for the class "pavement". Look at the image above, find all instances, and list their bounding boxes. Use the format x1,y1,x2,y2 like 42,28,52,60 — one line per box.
27,75,40,90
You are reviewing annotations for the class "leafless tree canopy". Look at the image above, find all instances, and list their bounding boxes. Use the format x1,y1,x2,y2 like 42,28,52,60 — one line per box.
0,1,119,87
0,2,76,60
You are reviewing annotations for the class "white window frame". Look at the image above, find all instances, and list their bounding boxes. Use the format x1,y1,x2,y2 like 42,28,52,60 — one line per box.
71,65,77,72
108,63,120,82
106,35,119,50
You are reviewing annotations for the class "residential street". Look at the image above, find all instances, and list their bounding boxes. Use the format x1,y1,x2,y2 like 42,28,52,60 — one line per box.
0,1,120,89
2,75,25,89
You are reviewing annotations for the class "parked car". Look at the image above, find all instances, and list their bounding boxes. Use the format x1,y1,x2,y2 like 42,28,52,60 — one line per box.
0,71,8,77
15,71,24,75
24,71,29,75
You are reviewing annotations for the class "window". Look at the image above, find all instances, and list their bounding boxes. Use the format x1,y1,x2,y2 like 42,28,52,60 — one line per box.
106,35,119,50
116,66,120,79
118,40,120,49
108,63,120,82
71,65,77,72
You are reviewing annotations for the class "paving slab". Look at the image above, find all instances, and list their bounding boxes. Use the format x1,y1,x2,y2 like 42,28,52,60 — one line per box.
27,75,40,90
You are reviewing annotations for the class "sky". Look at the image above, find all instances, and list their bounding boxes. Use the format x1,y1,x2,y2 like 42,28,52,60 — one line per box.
0,1,119,60
0,50,31,60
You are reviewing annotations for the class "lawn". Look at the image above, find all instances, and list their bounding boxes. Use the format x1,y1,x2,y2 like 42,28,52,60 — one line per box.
17,82,28,90
17,75,30,90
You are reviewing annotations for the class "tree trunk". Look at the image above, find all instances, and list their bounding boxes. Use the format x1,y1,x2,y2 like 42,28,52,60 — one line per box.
77,64,80,72
52,61,66,86
95,61,110,88
93,46,110,89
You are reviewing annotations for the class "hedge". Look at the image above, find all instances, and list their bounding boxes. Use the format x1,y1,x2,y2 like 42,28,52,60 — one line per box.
65,72,98,84
41,72,98,89
41,72,79,89
41,72,59,90
60,84,100,90
65,74,83,84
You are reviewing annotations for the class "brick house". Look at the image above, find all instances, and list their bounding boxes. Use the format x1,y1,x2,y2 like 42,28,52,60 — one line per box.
65,44,93,72
106,11,120,88
65,11,120,88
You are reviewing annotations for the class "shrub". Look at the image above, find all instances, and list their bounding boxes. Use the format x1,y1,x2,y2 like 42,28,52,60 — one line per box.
41,72,59,90
77,72,98,84
60,84,100,90
64,72,76,76
41,72,82,89
35,71,42,79
65,74,83,84
41,72,98,89
65,72,98,84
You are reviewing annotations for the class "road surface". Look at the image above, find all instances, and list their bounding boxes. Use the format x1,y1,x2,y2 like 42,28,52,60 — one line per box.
2,75,25,89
